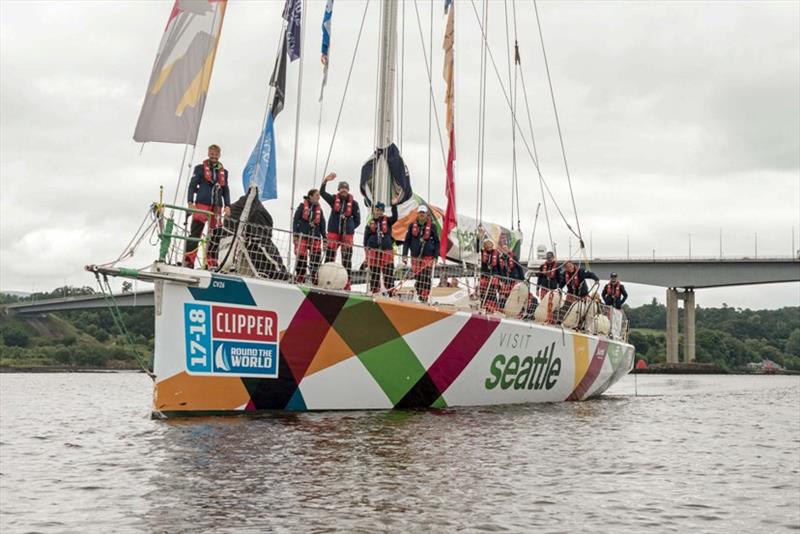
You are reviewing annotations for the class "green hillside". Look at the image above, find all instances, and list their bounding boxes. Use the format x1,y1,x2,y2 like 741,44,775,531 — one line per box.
1,287,152,370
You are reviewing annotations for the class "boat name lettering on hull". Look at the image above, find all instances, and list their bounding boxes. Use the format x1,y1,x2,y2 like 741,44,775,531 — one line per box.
485,342,561,391
184,303,279,378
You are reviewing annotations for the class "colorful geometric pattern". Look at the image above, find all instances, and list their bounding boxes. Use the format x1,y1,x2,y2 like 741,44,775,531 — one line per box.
153,275,634,415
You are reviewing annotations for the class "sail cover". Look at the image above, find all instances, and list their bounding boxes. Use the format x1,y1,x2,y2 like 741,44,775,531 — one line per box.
133,0,227,145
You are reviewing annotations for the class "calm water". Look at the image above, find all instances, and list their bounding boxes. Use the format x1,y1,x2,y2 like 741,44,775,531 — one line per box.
0,373,798,533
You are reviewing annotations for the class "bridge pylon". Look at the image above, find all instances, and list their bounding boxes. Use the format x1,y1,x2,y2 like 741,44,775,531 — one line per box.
666,287,696,363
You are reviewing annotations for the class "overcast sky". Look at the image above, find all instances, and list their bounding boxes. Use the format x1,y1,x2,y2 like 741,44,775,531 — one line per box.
1,0,798,308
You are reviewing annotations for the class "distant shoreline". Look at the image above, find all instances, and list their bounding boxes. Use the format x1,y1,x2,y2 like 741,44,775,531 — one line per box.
0,366,144,373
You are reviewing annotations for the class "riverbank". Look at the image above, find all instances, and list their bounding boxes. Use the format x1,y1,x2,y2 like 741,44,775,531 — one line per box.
632,362,800,375
0,366,143,373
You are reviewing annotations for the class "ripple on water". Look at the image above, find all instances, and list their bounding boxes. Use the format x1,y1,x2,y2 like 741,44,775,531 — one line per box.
1,373,799,533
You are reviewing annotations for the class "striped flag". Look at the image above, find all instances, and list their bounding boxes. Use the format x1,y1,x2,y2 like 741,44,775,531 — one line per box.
319,0,334,100
133,0,227,145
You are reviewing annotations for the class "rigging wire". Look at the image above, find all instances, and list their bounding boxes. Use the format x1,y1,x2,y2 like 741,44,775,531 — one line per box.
476,0,489,230
411,0,447,168
467,0,581,242
321,0,372,179
533,0,583,246
511,0,522,230
167,2,221,216
312,96,326,188
517,59,553,250
399,0,406,152
372,0,381,153
426,0,433,201
503,0,518,230
287,0,309,269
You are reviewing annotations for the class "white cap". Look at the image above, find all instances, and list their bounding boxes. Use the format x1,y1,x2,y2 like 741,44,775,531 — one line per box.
418,205,429,213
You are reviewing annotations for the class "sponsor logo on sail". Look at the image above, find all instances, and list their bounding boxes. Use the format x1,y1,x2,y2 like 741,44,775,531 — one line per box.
184,303,279,378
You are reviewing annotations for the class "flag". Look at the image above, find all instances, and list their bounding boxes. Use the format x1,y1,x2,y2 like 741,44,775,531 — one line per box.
134,0,227,145
242,39,288,200
441,3,457,259
242,112,278,200
319,0,334,100
283,0,302,62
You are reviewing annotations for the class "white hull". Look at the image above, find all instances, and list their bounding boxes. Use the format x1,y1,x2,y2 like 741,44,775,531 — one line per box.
151,266,634,415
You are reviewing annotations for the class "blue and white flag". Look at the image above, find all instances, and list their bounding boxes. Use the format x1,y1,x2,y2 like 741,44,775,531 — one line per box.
242,111,278,200
321,0,333,58
242,38,288,200
283,0,302,62
319,0,333,100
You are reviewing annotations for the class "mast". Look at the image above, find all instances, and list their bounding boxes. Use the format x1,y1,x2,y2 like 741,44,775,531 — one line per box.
374,0,399,207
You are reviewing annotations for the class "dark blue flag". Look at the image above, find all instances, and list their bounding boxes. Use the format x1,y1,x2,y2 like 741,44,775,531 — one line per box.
283,0,302,62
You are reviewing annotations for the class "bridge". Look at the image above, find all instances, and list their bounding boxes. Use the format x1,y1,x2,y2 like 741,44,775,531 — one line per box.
586,257,800,364
5,257,799,364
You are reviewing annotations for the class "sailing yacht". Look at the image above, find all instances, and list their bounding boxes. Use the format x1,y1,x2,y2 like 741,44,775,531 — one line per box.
89,0,634,416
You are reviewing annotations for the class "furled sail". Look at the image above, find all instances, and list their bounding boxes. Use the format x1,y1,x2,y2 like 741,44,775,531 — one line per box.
133,0,227,145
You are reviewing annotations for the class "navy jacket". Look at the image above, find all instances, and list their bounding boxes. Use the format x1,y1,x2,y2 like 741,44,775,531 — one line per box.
320,183,361,235
363,206,398,250
402,220,440,258
602,282,628,309
562,267,600,297
187,163,231,207
499,253,525,281
536,260,563,290
293,200,326,238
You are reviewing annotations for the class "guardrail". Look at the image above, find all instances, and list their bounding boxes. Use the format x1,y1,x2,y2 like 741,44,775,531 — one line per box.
155,216,629,341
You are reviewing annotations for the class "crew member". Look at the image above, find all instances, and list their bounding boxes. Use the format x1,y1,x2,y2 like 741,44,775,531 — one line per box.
535,251,562,297
562,261,600,300
478,239,501,311
292,189,326,284
602,272,628,309
185,144,231,269
363,200,399,294
497,244,525,308
402,205,439,302
321,172,361,289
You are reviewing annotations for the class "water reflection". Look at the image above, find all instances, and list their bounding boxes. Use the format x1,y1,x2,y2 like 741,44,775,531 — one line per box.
1,374,798,533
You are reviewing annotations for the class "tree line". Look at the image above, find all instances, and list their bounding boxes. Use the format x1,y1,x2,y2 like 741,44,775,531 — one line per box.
626,298,800,370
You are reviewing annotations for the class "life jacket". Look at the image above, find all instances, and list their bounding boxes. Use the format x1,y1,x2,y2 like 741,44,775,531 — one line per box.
411,219,432,240
333,193,354,217
203,159,226,187
565,269,583,292
499,253,515,274
604,281,622,299
302,199,321,226
481,250,499,271
542,260,558,279
368,216,390,237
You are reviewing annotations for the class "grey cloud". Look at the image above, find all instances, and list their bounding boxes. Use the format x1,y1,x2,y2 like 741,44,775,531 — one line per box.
1,0,798,307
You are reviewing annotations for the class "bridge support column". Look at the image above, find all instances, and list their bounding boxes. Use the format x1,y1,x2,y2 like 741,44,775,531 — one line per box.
666,288,679,363
683,289,695,362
